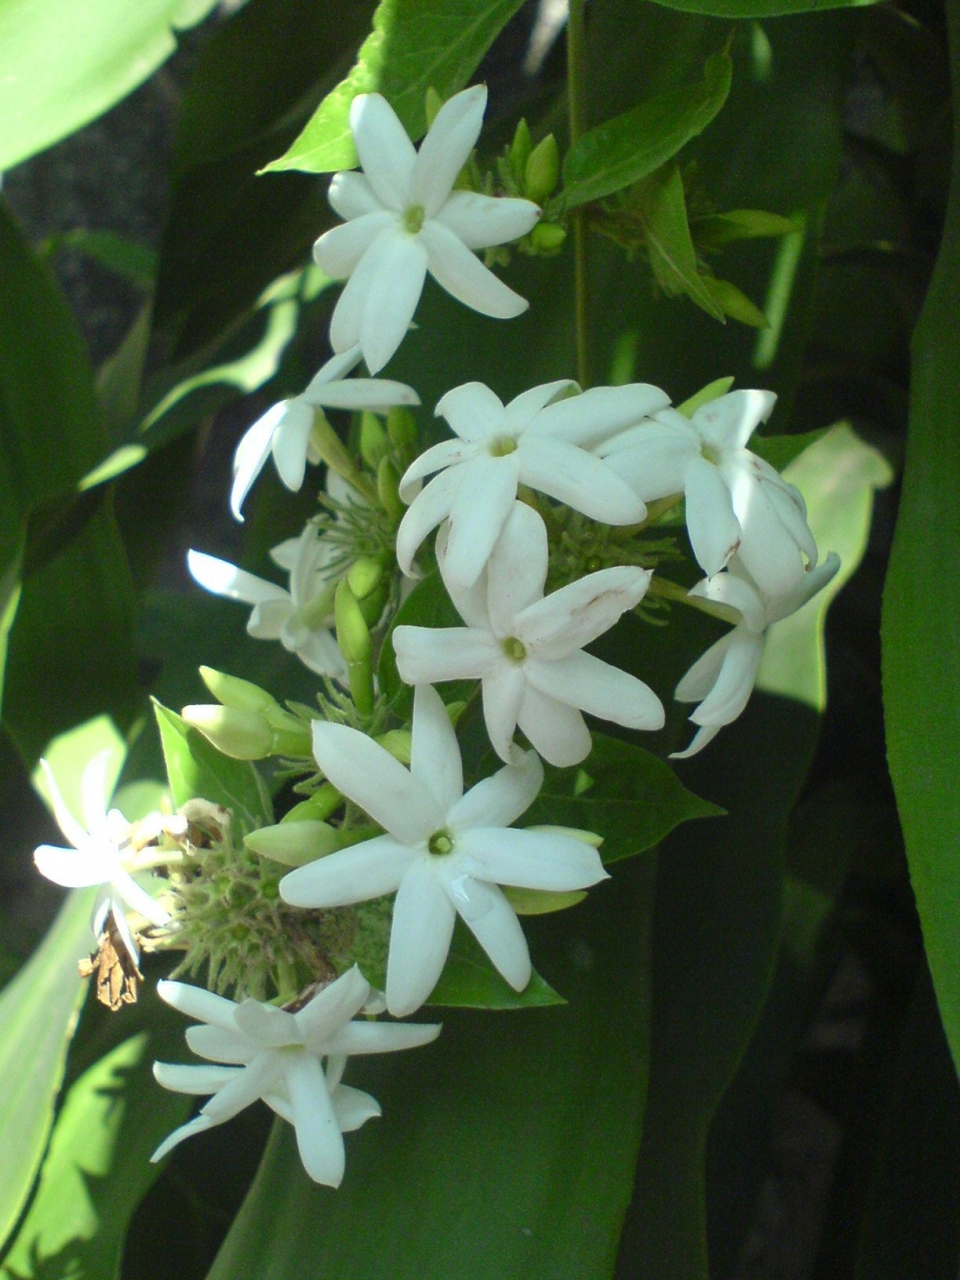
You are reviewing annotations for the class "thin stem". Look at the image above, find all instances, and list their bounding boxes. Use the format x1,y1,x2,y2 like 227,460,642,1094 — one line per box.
567,0,591,388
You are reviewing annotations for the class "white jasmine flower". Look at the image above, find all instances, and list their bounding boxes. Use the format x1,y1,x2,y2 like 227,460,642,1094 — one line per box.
188,522,347,679
394,502,664,765
33,752,172,963
150,967,439,1187
598,389,818,595
313,86,541,373
396,378,668,591
280,683,608,1016
672,553,841,758
230,345,419,519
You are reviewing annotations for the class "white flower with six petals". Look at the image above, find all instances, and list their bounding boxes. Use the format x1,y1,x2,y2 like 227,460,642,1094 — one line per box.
394,502,664,765
150,967,439,1187
313,86,541,373
280,683,608,1016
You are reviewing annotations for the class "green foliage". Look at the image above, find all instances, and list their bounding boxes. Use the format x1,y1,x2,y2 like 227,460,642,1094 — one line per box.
428,924,565,1009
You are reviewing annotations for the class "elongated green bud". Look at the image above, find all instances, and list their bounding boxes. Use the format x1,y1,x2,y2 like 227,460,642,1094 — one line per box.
283,784,342,824
377,456,405,523
245,820,344,867
200,666,277,713
182,705,273,759
529,222,566,255
360,411,389,470
525,133,559,203
335,579,374,715
511,117,532,184
386,406,419,470
309,413,379,503
501,886,588,916
346,556,384,602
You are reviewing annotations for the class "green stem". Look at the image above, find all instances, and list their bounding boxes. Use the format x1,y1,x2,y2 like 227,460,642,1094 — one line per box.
567,0,591,389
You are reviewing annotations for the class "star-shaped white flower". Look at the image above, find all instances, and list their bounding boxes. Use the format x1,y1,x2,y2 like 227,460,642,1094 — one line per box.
188,522,347,679
672,552,841,758
280,683,608,1016
33,752,172,963
313,86,541,373
598,389,818,595
394,502,664,765
396,378,668,591
230,345,419,520
150,967,439,1187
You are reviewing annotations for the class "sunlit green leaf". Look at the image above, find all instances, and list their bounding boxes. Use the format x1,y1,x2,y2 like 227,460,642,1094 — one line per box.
266,0,527,174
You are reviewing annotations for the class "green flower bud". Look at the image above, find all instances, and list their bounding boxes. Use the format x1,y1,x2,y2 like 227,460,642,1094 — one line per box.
386,406,419,469
359,411,388,470
377,456,405,523
182,705,273,760
529,222,567,255
524,823,603,848
283,784,342,824
335,579,374,715
199,666,277,713
501,887,588,915
346,556,384,602
524,133,560,203
245,820,344,867
309,413,378,504
510,117,532,185
358,582,388,628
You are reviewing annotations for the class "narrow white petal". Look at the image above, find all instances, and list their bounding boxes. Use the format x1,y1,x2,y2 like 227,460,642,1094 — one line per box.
410,683,463,812
156,980,240,1031
328,233,386,356
201,1054,279,1123
323,1020,441,1056
688,570,765,632
395,468,461,576
313,210,396,278
186,1024,254,1064
684,456,742,578
284,1051,346,1187
675,632,733,703
694,389,776,451
504,380,579,431
481,663,526,763
188,550,286,607
599,422,696,503
730,471,808,597
153,1062,240,1095
234,1000,300,1047
436,523,491,627
113,869,171,925
518,436,647,523
39,758,90,852
421,220,529,318
294,631,348,680
230,403,284,520
398,438,477,498
332,1083,382,1132
307,376,420,413
311,721,441,843
518,565,651,655
517,685,593,767
248,597,293,640
454,879,531,991
394,625,499,683
271,399,315,492
327,171,381,221
670,722,723,760
447,749,542,832
280,833,416,908
34,844,113,888
485,502,549,634
351,93,416,211
295,966,371,1044
442,453,520,591
435,381,507,443
79,751,113,836
411,85,486,216
526,651,665,730
531,383,671,447
150,1114,215,1163
303,346,364,389
358,232,429,373
457,826,607,890
434,191,539,249
691,629,764,726
387,860,457,1016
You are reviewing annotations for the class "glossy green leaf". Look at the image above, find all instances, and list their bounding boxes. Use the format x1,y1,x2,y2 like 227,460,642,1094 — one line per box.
525,734,722,865
0,0,219,172
154,700,273,836
31,715,127,824
647,0,879,15
265,0,526,174
428,924,564,1010
557,51,732,212
204,857,654,1280
0,890,94,1253
635,162,725,320
0,1031,190,1280
882,0,960,1073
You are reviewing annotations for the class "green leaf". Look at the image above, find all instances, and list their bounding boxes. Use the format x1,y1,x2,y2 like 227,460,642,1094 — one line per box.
525,734,722,865
204,857,655,1280
749,427,825,472
378,570,470,709
0,0,219,172
0,1030,190,1280
265,0,527,174
647,0,880,15
0,890,94,1253
557,51,732,212
44,229,157,290
691,208,798,248
153,700,272,836
637,163,725,320
699,276,767,327
882,0,960,1074
428,924,564,1010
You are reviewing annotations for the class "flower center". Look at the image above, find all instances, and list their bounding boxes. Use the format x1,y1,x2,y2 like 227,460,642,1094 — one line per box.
488,435,518,458
428,829,455,856
403,204,426,234
502,636,527,663
700,443,722,466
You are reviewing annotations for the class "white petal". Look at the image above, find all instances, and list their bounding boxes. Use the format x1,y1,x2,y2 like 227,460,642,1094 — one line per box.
150,1114,215,1163
311,721,441,843
188,550,287,607
294,630,348,679
694,389,776,451
421,220,529,318
730,470,808,597
323,1020,441,1056
435,381,507,443
394,625,498,685
395,467,462,576
504,380,579,431
113,869,171,926
453,879,531,991
332,1083,382,1132
39,758,90,852
351,93,416,210
441,452,521,591
387,859,457,1016
34,844,113,888
309,376,420,413
689,570,765,632
670,722,723,760
447,749,542,832
398,437,477,498
434,191,540,249
79,751,114,836
248,597,293,639
156,980,240,1031
283,1050,345,1187
411,85,486,216
234,1000,300,1047
457,826,608,890
357,232,429,373
518,436,647,523
531,383,671,447
230,403,284,520
517,566,651,655
599,422,696,503
186,1024,254,1064
675,632,733,703
327,170,382,220
153,1062,241,1095
691,628,764,726
201,1054,279,1123
526,651,664,730
295,966,371,1044
313,210,396,278
280,833,416,908
516,685,593,767
684,456,741,578
410,682,463,812
436,524,490,627
270,399,316,492
328,230,388,357
480,663,526,763
485,502,549,634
